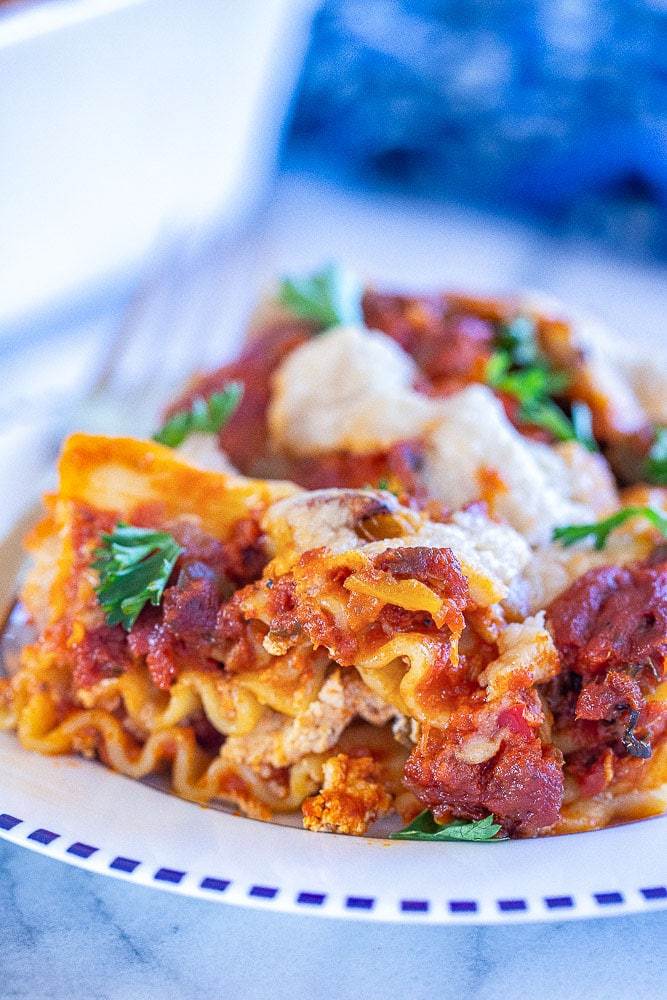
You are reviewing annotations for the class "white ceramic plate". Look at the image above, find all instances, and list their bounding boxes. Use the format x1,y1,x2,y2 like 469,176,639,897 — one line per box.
1,515,667,925
0,731,666,925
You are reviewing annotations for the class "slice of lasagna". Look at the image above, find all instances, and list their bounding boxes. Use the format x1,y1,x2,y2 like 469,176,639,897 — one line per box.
2,428,666,837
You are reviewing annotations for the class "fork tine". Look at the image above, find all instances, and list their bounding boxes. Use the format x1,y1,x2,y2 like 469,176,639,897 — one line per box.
4,214,268,444
175,210,271,375
87,231,191,400
106,221,248,408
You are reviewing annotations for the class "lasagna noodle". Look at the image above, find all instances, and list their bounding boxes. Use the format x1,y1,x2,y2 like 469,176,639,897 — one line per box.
6,435,453,828
3,428,667,837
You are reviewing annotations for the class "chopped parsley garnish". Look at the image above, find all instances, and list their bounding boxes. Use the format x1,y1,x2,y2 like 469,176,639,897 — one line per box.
520,397,585,443
364,477,400,496
485,348,569,405
553,505,667,550
570,400,598,452
643,426,667,485
153,382,243,448
277,262,364,330
390,810,505,842
92,523,183,630
495,315,541,367
486,318,597,451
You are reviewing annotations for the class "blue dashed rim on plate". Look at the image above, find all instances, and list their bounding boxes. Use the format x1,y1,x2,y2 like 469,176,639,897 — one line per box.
1,513,666,925
0,744,665,924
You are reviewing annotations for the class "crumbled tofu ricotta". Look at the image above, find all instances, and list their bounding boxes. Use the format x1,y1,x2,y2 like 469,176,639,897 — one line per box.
263,487,405,570
604,347,667,426
268,324,435,455
422,384,593,545
363,509,531,607
176,433,238,474
520,292,648,434
478,611,560,700
264,485,531,608
267,318,622,549
302,752,393,835
220,669,395,771
549,440,618,516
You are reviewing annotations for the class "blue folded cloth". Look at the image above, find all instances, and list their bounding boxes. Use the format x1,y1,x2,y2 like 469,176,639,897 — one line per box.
287,0,667,255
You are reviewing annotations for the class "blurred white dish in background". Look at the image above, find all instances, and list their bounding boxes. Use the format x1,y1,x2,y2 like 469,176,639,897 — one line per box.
0,0,315,339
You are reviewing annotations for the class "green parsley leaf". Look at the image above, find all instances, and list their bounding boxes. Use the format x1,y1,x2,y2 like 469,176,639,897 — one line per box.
277,262,364,330
553,505,667,550
507,367,570,406
485,343,598,451
153,382,243,448
486,351,575,439
363,477,400,496
92,523,183,630
487,316,599,450
643,426,667,485
486,331,569,413
570,401,598,452
519,397,581,443
495,316,540,367
390,810,505,842
485,348,512,387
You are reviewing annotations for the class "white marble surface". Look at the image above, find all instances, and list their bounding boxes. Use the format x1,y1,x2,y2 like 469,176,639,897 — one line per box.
1,169,667,998
1,837,667,1000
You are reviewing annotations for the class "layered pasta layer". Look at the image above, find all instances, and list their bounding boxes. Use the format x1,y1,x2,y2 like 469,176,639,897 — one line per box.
2,427,666,837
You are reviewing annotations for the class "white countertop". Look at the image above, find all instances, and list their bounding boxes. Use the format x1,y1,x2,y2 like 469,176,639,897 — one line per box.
2,834,666,1000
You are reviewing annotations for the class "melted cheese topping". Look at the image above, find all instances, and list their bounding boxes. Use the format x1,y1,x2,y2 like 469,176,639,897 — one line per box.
422,385,594,545
263,487,530,608
268,324,435,454
268,325,614,548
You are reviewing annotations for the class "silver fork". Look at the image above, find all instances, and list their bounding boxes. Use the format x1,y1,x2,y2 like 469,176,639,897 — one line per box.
0,215,268,538
69,219,267,441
